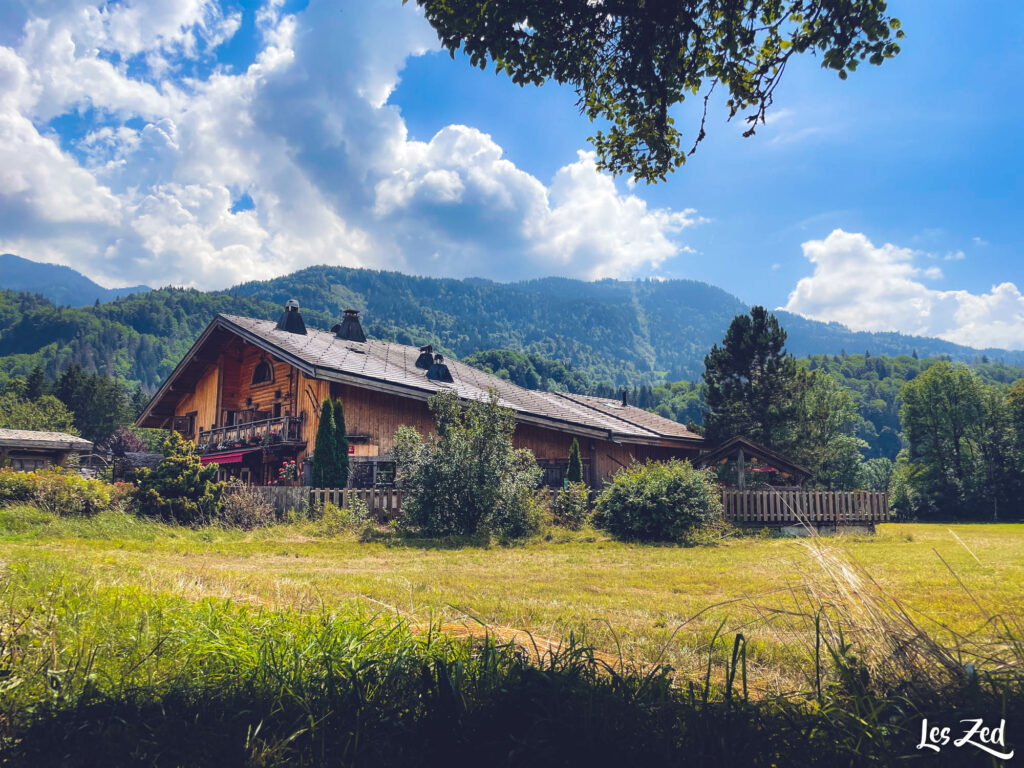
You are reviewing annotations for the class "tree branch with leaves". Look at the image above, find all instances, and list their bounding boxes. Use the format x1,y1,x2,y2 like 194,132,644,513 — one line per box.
410,0,903,181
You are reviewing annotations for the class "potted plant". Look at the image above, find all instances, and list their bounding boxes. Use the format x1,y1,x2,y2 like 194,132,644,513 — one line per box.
277,460,299,486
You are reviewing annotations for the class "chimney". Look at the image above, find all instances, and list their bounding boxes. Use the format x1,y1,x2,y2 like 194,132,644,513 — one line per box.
621,388,628,407
333,308,367,342
275,299,307,335
426,353,454,383
415,344,434,369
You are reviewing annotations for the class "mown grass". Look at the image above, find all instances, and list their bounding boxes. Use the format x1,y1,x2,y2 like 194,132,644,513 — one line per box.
1,508,1022,765
1,507,1021,689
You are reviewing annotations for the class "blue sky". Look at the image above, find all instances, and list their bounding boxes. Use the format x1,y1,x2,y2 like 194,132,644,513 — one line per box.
0,0,1021,348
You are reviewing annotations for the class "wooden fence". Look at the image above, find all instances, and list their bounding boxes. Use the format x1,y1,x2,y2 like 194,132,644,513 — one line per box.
309,488,404,520
721,488,888,526
255,486,889,526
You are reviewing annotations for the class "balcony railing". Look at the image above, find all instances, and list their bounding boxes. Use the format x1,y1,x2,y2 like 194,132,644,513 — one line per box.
197,416,303,454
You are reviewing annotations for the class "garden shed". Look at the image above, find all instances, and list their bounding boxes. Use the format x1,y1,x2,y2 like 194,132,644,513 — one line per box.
0,428,94,471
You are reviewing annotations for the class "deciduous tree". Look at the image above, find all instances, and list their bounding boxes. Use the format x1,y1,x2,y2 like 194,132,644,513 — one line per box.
411,0,902,181
393,389,542,538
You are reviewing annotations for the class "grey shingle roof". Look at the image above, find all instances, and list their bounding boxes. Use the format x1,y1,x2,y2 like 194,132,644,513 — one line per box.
555,392,703,440
0,429,93,451
218,314,702,446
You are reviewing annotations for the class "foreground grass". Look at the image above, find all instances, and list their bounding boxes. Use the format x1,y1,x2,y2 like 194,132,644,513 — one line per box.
1,552,1021,767
1,507,1021,694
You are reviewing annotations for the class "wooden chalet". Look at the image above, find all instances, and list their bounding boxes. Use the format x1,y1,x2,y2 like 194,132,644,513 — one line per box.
136,301,704,487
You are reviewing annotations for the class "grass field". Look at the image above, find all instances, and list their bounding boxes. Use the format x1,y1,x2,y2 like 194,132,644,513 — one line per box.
2,507,1022,765
2,507,1021,693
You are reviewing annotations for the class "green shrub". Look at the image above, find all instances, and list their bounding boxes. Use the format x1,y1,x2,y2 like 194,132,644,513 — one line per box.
134,432,223,525
593,460,722,542
31,470,112,517
312,500,369,537
392,389,542,538
218,484,276,530
0,468,36,504
551,483,590,530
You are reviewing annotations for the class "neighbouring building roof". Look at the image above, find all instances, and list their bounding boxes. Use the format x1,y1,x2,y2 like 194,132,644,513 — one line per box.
0,428,93,452
138,313,704,448
119,451,163,469
556,392,703,441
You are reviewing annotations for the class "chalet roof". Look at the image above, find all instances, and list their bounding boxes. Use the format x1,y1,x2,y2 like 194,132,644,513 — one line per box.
119,451,163,469
0,428,93,452
693,435,812,480
138,313,703,448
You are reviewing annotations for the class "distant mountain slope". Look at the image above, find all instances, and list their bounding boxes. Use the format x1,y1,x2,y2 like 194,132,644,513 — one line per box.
230,266,1024,380
0,253,150,306
1,262,1022,392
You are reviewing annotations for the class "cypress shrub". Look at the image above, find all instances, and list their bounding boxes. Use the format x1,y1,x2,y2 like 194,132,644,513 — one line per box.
312,399,338,488
566,438,584,485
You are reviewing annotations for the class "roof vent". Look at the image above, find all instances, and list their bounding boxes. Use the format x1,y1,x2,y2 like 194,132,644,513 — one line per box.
275,299,307,335
426,353,454,383
332,308,366,342
415,344,434,370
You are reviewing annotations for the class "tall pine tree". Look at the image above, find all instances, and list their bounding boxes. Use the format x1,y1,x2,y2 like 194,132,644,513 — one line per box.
701,306,798,449
333,399,350,488
25,364,46,400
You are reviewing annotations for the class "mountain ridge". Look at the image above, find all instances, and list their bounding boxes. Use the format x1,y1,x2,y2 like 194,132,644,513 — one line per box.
1,256,1021,392
0,253,150,307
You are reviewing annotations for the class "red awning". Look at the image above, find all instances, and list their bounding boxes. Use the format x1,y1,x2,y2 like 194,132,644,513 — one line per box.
201,452,244,465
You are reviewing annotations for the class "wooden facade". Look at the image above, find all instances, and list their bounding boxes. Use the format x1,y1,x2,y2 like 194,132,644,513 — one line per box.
142,307,704,487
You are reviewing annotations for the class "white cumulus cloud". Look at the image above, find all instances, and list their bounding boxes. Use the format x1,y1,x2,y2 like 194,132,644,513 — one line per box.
783,229,1024,349
0,0,702,289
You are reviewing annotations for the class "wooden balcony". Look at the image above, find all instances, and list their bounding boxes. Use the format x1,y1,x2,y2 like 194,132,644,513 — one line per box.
197,415,303,454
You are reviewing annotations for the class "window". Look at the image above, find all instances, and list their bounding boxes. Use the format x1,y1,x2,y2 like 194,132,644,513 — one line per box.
251,358,274,386
172,412,197,438
537,459,590,488
11,456,49,471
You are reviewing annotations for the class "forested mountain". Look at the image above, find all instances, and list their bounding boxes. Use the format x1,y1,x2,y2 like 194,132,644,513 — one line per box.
3,261,1024,395
0,254,150,306
0,289,335,390
229,266,1024,380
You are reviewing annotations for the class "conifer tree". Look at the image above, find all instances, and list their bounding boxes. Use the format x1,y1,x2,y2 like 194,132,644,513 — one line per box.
334,399,350,488
566,438,584,485
312,399,338,488
701,306,797,448
25,364,46,400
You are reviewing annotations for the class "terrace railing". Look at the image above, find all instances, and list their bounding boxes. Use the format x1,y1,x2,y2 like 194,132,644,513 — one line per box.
197,415,303,453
